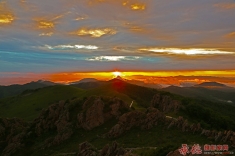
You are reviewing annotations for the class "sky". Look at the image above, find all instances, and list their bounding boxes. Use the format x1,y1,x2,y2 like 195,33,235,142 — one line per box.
0,0,235,85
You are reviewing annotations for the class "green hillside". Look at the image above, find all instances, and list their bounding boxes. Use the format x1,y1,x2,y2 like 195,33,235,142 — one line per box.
0,85,85,121
162,85,235,104
0,79,160,121
0,82,52,98
1,79,235,129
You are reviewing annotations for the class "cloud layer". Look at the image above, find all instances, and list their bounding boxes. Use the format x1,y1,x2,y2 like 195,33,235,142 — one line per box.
0,0,235,84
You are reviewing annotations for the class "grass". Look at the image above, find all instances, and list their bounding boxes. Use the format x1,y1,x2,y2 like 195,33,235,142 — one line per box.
0,85,85,121
0,83,147,121
28,123,212,156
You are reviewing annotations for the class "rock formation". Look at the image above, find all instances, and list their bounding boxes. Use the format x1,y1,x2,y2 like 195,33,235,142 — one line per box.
0,118,28,156
151,94,181,113
77,97,129,130
77,141,129,156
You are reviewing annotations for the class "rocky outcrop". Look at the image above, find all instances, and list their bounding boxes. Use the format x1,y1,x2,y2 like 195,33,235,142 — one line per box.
32,100,67,136
77,98,105,130
77,97,129,130
77,141,128,156
107,110,204,138
106,111,145,138
151,94,180,113
107,108,166,138
99,141,127,156
0,118,28,156
201,129,235,148
30,100,74,147
77,142,98,156
167,116,201,133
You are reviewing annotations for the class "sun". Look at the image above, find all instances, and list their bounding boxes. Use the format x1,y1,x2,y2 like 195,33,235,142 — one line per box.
112,71,122,77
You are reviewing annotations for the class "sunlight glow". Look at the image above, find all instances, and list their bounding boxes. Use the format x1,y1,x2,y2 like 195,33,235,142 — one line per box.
49,70,235,85
112,71,122,77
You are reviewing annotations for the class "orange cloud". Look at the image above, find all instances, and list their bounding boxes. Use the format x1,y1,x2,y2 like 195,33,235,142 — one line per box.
70,27,117,38
32,13,66,36
225,32,235,38
1,71,235,86
121,22,173,41
214,3,235,10
88,0,147,11
50,72,114,83
130,3,146,10
37,21,54,29
0,2,15,25
0,14,14,24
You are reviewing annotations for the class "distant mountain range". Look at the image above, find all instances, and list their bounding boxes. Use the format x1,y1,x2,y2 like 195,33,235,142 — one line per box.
1,78,235,105
162,82,235,104
69,78,99,84
195,81,226,87
0,80,58,98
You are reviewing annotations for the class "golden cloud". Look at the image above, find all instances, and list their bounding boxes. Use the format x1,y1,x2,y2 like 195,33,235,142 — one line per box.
0,14,14,24
88,0,146,11
124,22,144,32
37,21,54,29
130,3,146,10
214,3,235,10
33,13,67,30
71,27,117,38
0,2,15,25
122,1,146,10
225,32,235,38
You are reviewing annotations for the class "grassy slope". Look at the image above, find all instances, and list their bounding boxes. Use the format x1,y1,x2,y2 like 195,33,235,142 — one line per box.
1,81,235,127
162,86,235,103
0,85,85,121
0,83,47,98
0,82,148,120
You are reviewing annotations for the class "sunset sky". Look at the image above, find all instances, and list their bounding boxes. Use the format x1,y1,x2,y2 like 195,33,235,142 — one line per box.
0,0,235,85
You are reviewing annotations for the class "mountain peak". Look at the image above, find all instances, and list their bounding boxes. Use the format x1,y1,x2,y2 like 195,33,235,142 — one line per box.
116,76,123,80
195,82,226,87
70,78,98,84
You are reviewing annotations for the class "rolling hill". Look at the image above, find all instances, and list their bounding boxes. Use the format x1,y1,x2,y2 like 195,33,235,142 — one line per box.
0,80,57,98
162,83,235,104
